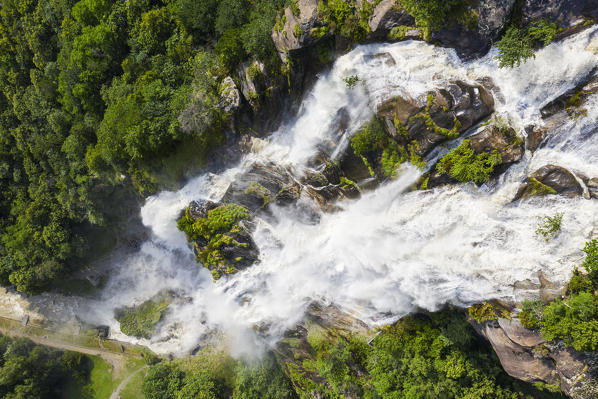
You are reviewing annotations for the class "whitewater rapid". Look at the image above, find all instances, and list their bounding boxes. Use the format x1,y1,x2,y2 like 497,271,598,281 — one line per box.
35,27,598,355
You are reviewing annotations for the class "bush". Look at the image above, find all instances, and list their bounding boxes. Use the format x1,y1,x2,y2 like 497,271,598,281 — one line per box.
400,0,476,41
518,300,544,329
468,302,499,323
496,19,558,68
540,292,598,351
583,239,598,282
436,140,502,183
535,212,563,241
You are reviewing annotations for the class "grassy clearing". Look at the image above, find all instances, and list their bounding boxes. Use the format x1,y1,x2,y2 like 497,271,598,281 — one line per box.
120,367,148,399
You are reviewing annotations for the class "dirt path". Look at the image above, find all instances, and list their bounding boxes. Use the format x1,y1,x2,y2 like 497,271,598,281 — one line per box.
109,365,148,399
2,328,127,370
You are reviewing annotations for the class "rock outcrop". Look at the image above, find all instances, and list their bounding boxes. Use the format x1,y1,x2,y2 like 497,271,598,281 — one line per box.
368,0,414,38
271,0,325,55
470,316,597,397
521,0,598,28
426,123,524,188
376,81,495,156
514,165,587,200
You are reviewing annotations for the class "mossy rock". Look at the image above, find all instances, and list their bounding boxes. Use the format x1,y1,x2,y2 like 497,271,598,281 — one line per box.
178,200,259,280
115,293,174,339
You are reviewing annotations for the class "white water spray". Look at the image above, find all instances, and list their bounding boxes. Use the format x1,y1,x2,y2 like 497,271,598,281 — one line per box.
24,28,598,356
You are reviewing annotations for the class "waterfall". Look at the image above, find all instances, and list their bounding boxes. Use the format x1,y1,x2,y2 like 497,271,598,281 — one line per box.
27,27,598,356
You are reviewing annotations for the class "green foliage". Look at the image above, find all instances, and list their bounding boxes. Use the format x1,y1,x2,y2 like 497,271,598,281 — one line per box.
399,0,476,41
436,140,502,184
0,0,289,294
541,293,598,351
115,297,171,339
343,75,360,89
350,118,388,157
365,311,557,398
518,300,544,329
143,349,295,399
317,0,371,42
177,204,250,270
568,268,594,295
0,334,93,398
583,239,598,283
535,212,563,241
468,302,499,323
496,19,558,68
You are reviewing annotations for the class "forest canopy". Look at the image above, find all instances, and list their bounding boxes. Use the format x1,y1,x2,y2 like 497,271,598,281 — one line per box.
0,0,289,294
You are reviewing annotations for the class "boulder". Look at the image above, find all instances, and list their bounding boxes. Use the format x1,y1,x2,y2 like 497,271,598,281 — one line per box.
219,77,241,113
271,0,325,55
368,0,414,37
432,0,517,59
471,317,596,397
183,200,260,277
525,125,547,152
521,0,598,28
221,162,301,213
514,165,585,200
588,177,598,199
469,125,524,165
540,68,598,119
377,81,495,156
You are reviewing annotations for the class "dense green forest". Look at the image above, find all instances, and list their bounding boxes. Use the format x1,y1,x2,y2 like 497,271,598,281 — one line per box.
139,310,563,399
0,334,93,398
0,0,290,294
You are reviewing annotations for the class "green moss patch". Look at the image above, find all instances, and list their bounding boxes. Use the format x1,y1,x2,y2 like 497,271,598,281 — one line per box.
178,204,251,271
116,296,172,339
436,139,502,183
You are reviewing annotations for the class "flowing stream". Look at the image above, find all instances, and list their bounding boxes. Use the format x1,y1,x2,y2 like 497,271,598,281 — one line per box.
21,28,598,356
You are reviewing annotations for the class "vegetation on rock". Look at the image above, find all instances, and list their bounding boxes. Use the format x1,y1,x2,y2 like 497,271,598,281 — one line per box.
496,19,558,68
436,140,502,183
115,295,172,339
517,240,598,352
177,204,252,275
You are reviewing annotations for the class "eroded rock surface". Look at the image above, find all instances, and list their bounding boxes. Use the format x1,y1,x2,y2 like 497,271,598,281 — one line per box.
471,316,596,397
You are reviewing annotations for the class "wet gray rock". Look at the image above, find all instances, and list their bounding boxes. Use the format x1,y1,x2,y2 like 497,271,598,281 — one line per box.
521,0,598,28
469,125,524,165
525,125,547,152
377,81,495,156
432,0,517,59
541,68,598,119
514,165,586,200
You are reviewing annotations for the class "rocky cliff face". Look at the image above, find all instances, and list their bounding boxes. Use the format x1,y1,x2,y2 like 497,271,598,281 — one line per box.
470,316,598,398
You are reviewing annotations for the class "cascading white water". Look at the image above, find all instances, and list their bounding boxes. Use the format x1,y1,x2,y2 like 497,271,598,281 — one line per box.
32,27,598,356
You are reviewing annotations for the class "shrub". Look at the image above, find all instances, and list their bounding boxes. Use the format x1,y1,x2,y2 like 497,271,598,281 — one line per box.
518,300,544,329
583,239,598,282
468,302,499,323
343,75,359,89
540,293,598,351
400,0,476,41
350,118,388,157
568,268,593,295
496,19,558,68
436,140,502,183
535,212,563,240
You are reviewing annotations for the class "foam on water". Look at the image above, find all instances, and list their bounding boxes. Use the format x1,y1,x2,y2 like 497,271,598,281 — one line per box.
35,28,598,355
